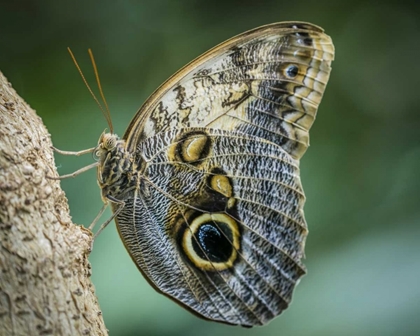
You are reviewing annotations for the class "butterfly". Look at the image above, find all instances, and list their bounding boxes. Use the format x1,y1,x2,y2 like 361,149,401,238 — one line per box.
56,21,334,327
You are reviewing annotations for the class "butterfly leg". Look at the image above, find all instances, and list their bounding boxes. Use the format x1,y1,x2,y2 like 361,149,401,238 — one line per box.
47,146,99,179
46,161,99,180
51,146,96,156
91,195,125,240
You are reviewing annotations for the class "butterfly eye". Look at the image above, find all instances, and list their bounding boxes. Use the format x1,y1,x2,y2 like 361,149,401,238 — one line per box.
181,213,240,271
286,64,299,78
103,134,117,150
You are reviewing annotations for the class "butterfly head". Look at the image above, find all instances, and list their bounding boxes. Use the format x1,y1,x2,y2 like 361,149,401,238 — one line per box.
99,131,118,150
94,131,119,161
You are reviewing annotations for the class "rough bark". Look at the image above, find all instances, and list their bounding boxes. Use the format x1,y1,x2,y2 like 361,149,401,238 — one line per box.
0,71,108,336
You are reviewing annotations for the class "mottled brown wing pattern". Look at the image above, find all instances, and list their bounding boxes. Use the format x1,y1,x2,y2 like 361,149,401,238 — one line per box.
124,22,334,160
116,128,306,326
109,22,334,326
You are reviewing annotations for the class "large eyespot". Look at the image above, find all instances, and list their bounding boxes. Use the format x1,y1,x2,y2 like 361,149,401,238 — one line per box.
182,213,240,271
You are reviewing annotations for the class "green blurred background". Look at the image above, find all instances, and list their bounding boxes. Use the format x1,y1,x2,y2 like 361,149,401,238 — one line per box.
1,1,420,335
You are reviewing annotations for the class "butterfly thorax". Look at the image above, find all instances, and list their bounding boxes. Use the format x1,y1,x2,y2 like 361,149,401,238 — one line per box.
96,132,140,202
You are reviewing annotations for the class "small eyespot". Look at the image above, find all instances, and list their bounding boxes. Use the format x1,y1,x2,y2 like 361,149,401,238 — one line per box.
170,131,211,166
296,36,312,46
286,65,299,78
302,37,312,46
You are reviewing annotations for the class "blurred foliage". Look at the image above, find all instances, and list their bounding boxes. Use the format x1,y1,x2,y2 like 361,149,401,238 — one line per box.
1,1,420,335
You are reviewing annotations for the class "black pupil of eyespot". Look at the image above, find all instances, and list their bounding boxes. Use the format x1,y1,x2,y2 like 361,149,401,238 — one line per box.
287,65,298,78
192,222,233,263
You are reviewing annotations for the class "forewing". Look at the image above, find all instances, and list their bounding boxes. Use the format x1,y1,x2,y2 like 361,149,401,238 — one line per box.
124,22,334,159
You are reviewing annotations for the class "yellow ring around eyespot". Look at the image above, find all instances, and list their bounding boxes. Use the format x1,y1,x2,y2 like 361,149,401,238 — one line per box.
182,213,240,271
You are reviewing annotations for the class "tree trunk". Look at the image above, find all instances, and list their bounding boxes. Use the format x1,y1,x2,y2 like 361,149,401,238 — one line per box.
0,71,108,336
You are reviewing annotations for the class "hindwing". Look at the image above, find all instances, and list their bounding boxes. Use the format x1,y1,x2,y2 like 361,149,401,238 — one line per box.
117,128,306,326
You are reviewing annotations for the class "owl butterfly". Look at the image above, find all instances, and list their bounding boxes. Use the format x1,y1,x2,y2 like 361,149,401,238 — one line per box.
57,22,334,326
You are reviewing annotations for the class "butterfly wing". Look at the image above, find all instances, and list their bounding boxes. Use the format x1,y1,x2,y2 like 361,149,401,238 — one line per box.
116,22,334,326
124,21,334,160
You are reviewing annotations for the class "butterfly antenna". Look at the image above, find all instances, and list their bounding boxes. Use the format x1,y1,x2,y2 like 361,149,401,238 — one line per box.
88,48,114,134
67,47,113,134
